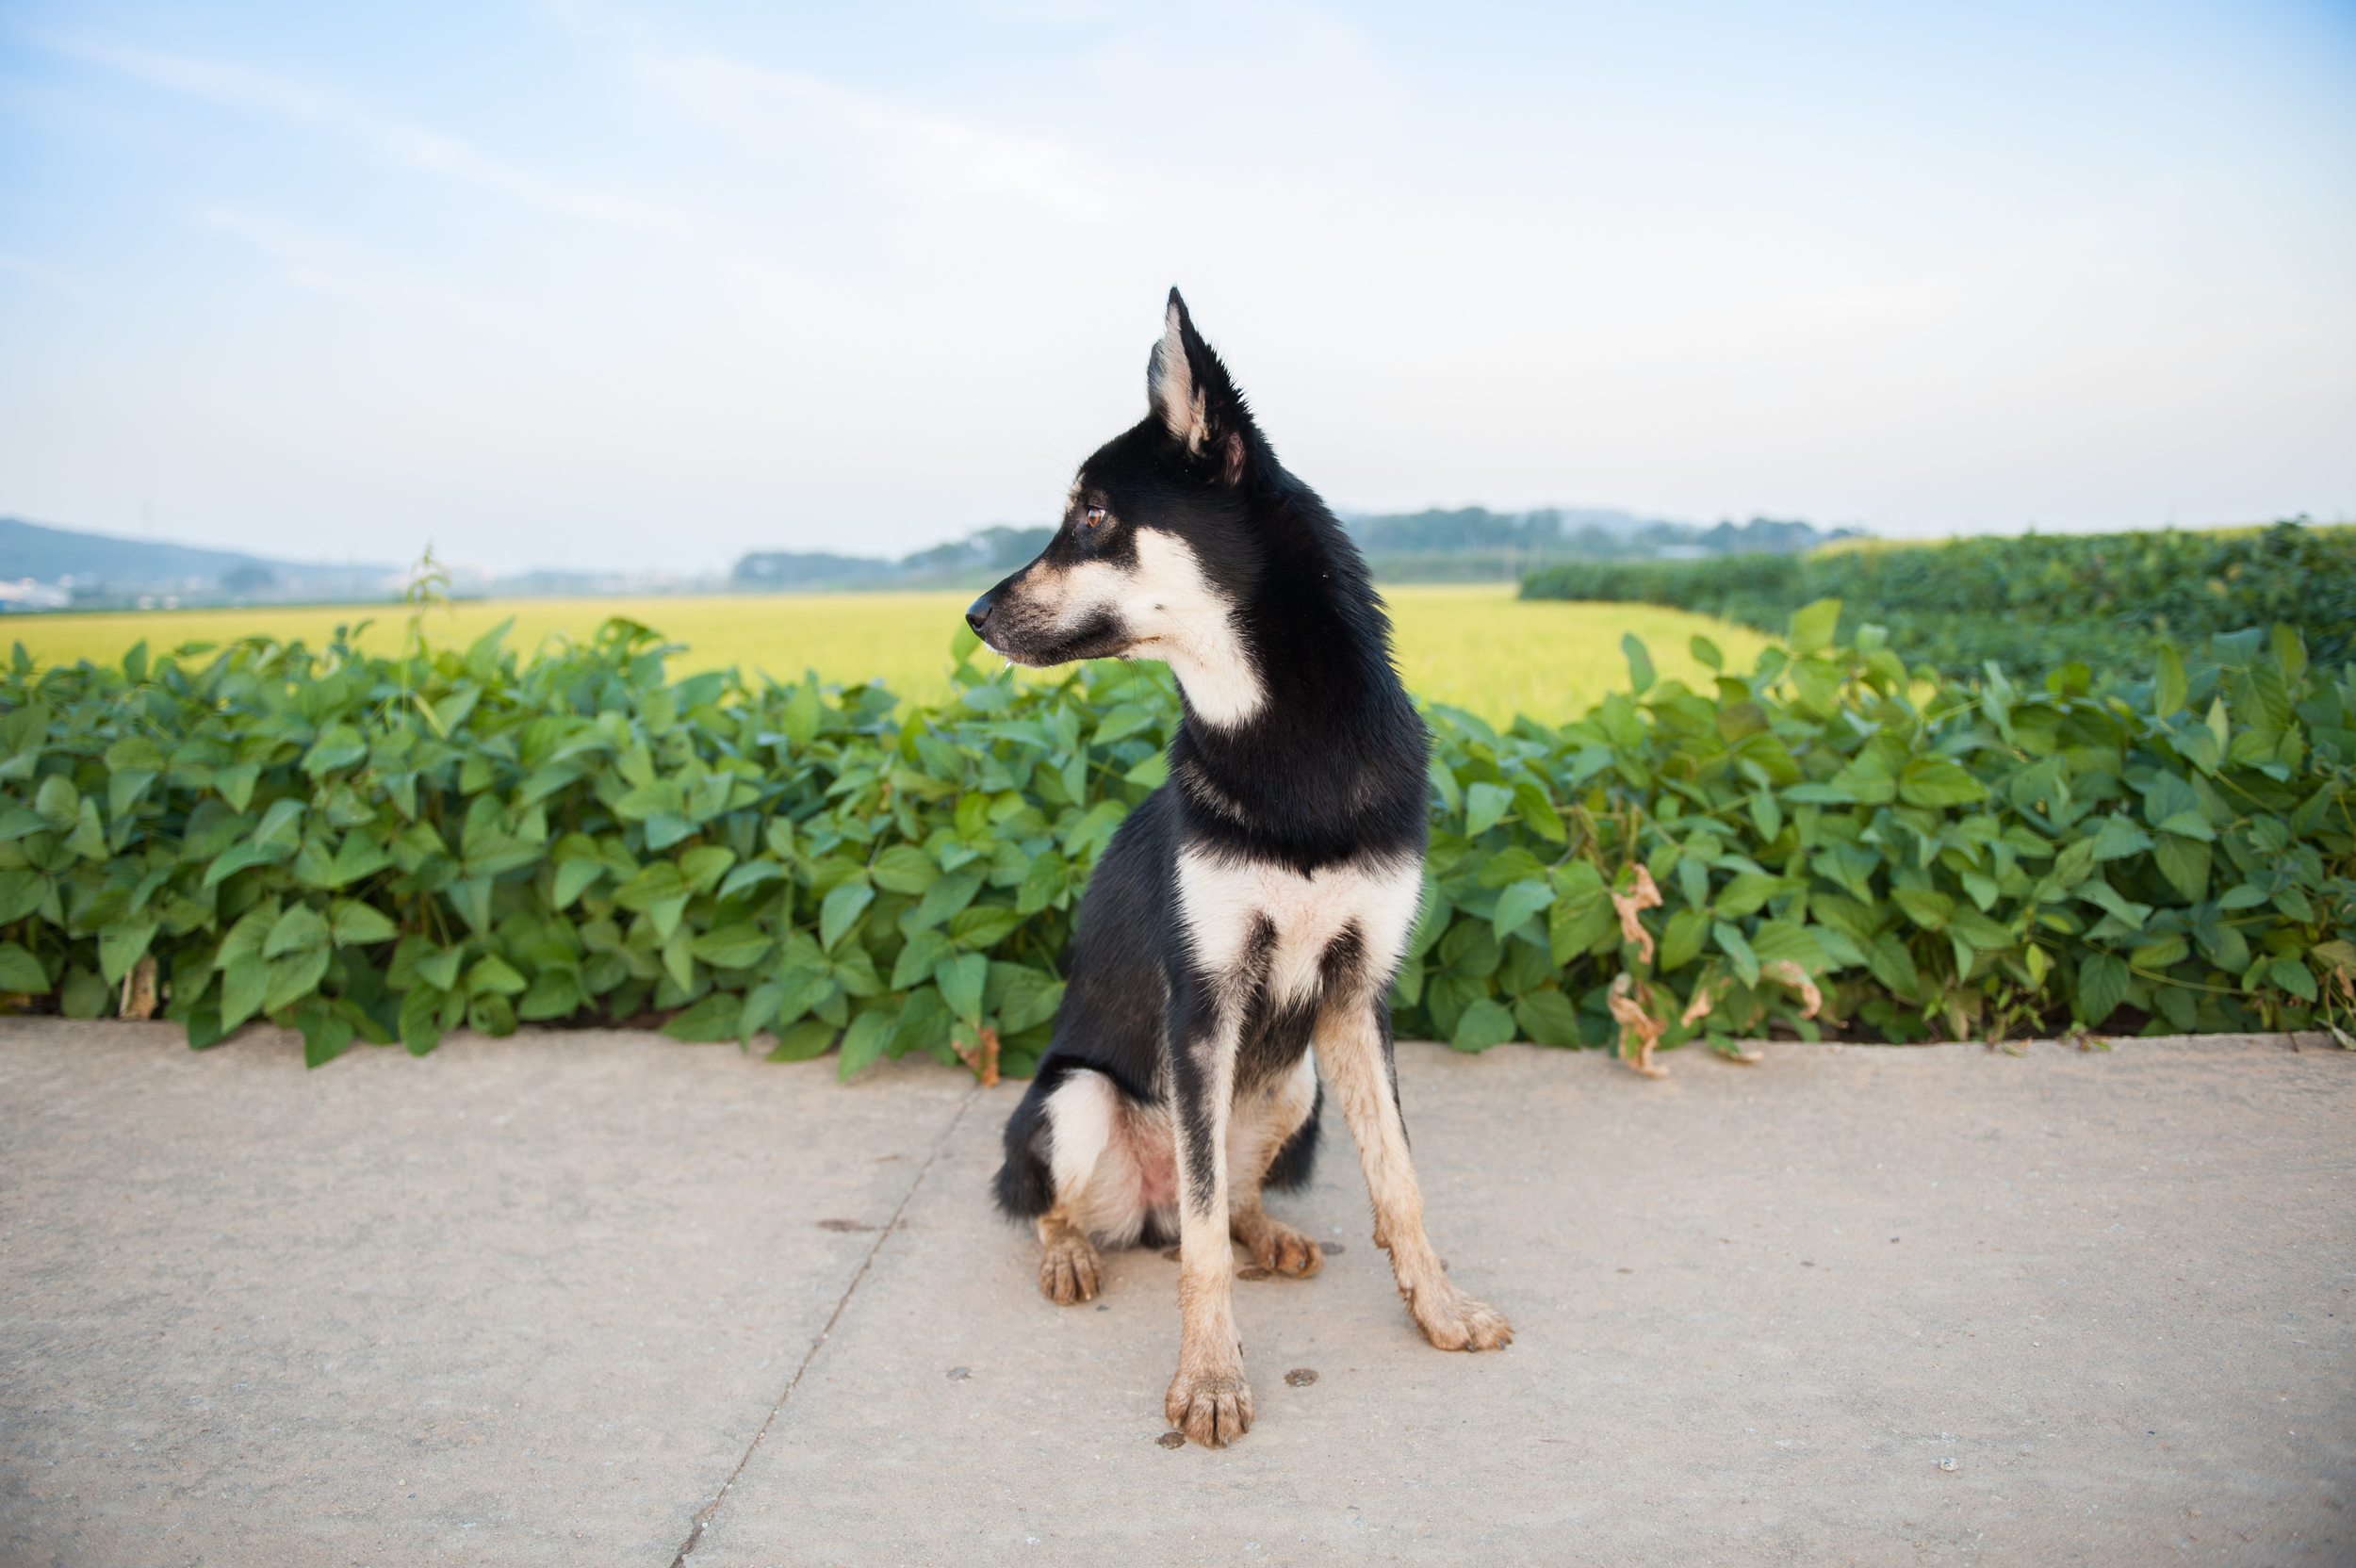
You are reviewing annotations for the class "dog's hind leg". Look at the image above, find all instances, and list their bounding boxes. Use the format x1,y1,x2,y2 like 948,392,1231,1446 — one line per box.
1316,993,1512,1352
1023,1070,1129,1305
1226,1054,1323,1279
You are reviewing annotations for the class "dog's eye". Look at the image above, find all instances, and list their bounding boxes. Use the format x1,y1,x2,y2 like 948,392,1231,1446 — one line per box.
1081,507,1107,531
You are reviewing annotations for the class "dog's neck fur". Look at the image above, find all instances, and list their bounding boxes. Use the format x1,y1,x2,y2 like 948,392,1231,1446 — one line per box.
1164,481,1430,877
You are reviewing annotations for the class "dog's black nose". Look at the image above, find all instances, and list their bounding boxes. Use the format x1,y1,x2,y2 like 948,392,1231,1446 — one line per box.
964,589,997,634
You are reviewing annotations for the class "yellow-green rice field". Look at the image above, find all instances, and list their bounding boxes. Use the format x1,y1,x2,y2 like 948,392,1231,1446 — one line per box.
2,586,1771,728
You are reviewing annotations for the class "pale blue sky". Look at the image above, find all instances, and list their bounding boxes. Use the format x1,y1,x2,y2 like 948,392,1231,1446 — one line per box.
2,1,2351,574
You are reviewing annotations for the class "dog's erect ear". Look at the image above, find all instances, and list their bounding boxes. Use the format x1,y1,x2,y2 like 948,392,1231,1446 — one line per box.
1147,287,1248,480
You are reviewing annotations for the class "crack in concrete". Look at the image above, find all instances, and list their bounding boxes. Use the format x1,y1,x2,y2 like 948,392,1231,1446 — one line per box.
667,1084,979,1566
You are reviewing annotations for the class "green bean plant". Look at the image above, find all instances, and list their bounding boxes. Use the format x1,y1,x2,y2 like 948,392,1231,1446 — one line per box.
0,598,2348,1076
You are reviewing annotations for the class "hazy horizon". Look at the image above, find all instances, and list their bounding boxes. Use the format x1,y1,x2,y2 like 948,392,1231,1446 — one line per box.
4,2,2351,576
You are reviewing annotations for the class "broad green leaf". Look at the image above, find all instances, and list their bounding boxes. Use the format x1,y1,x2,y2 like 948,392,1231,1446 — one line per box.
892,928,952,991
1947,908,2015,952
1789,598,1842,655
716,859,787,903
935,952,989,1025
1659,907,1708,972
1513,987,1582,1048
2087,816,2152,861
415,947,466,992
220,956,270,1032
679,844,737,895
819,879,875,952
1511,781,1565,844
98,918,158,985
517,969,583,1021
1712,921,1760,987
1491,878,1553,943
1897,757,1988,808
836,1008,895,1080
1748,921,1828,971
768,1019,837,1062
2270,623,2306,685
2076,952,2130,1025
1463,782,1513,839
692,923,776,972
214,761,259,812
995,968,1065,1035
34,775,77,831
2152,645,2186,719
296,1004,355,1069
263,904,331,959
1890,888,1954,931
263,947,332,1014
948,905,1023,949
0,861,43,923
329,900,400,946
467,955,528,996
0,940,48,993
663,992,743,1042
908,871,984,932
1450,997,1517,1053
872,843,940,896
2267,957,2318,1002
1621,633,1655,695
2152,837,2210,902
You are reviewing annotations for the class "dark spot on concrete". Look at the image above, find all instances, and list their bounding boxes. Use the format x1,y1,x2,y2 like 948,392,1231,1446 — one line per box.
1617,1266,1632,1274
946,1366,971,1380
1324,1243,1346,1255
817,1218,875,1233
1237,1265,1272,1282
1157,1430,1186,1449
1284,1367,1318,1387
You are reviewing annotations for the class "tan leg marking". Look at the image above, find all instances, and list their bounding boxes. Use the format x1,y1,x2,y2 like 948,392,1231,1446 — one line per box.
1165,1029,1252,1446
1036,1209,1103,1305
1315,999,1512,1351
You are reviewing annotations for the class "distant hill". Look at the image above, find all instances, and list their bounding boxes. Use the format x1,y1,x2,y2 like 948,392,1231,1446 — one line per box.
0,517,397,606
733,526,1054,593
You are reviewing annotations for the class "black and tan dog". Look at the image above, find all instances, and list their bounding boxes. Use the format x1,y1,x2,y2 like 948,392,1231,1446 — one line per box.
967,289,1511,1448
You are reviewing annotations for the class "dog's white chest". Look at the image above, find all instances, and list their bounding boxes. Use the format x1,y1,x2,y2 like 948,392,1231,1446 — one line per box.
1173,851,1422,1005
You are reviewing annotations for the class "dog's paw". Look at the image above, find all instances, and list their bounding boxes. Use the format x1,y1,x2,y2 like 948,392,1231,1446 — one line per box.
1038,1234,1102,1305
1410,1284,1513,1352
1249,1221,1323,1280
1164,1368,1254,1447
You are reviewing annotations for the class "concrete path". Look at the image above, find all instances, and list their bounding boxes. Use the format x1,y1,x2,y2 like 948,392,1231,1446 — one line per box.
2,1021,2349,1566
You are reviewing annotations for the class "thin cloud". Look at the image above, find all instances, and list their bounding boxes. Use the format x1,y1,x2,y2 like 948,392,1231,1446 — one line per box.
46,35,714,244
0,252,102,303
197,208,401,302
638,50,1120,222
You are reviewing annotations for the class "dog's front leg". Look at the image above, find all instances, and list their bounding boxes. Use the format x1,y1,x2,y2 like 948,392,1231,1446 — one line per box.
1316,994,1513,1351
1164,972,1252,1446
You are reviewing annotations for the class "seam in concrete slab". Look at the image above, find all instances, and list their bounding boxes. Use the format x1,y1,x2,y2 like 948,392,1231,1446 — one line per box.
667,1083,980,1567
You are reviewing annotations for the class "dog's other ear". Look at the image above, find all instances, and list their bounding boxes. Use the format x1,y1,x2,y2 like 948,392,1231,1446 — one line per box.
1147,287,1249,482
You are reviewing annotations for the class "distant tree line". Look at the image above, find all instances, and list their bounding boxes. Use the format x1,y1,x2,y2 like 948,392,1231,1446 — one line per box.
729,510,1859,592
